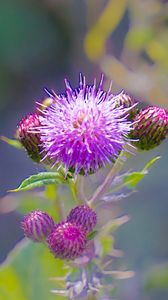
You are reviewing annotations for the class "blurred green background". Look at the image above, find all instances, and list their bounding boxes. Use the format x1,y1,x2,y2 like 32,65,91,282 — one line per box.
0,0,168,299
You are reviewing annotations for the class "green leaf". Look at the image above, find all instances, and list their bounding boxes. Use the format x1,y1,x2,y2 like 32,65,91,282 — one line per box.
1,136,22,149
123,171,146,189
123,156,160,189
10,172,65,192
143,156,160,171
87,230,98,240
0,239,67,300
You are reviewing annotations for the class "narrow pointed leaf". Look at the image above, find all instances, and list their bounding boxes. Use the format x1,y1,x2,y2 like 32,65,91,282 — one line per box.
10,172,65,192
123,171,146,189
1,136,22,149
123,156,160,189
87,230,98,240
143,156,160,171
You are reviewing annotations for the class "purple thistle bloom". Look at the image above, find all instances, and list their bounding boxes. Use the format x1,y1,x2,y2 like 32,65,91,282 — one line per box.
67,205,97,234
38,75,133,175
21,210,55,242
47,221,87,260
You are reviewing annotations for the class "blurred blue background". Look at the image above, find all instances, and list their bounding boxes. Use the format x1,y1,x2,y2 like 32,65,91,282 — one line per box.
0,0,168,299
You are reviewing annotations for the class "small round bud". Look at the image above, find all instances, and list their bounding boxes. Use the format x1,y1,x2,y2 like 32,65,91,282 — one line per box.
113,92,138,120
17,113,42,162
67,205,97,234
21,210,55,242
47,222,87,260
130,106,168,150
41,97,53,108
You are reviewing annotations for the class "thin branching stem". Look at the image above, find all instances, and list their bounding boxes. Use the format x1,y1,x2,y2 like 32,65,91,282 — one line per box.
88,150,130,206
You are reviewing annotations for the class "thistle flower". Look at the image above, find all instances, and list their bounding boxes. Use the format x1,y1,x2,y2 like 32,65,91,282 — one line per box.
17,113,42,162
21,210,55,242
37,74,133,175
67,205,97,234
47,222,87,260
130,106,168,150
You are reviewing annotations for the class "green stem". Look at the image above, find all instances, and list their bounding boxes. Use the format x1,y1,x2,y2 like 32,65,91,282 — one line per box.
68,175,85,204
45,184,65,220
68,179,80,204
88,151,130,207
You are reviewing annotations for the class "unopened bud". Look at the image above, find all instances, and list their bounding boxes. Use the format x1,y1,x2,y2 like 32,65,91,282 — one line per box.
47,222,87,260
113,92,138,120
21,210,55,242
130,106,168,150
67,205,97,234
17,113,42,162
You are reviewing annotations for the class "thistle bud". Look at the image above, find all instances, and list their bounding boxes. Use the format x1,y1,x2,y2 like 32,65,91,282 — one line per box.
47,222,87,260
17,113,42,162
130,106,168,150
113,92,138,120
21,210,55,242
67,205,97,234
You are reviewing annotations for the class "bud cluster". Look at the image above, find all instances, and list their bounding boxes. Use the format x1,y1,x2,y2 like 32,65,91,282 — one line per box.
21,205,97,260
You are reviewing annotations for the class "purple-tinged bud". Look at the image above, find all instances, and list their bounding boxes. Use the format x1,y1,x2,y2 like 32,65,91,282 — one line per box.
67,205,97,234
47,222,87,260
113,92,138,120
130,106,168,150
17,113,42,162
21,210,55,242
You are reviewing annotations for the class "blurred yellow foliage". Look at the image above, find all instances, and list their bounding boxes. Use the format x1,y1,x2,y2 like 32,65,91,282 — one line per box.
84,0,127,61
84,0,168,107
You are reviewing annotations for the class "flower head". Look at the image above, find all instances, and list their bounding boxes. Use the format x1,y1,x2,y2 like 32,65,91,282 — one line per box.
47,221,87,260
21,210,55,242
67,205,97,234
37,75,133,175
130,106,168,150
17,113,42,162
